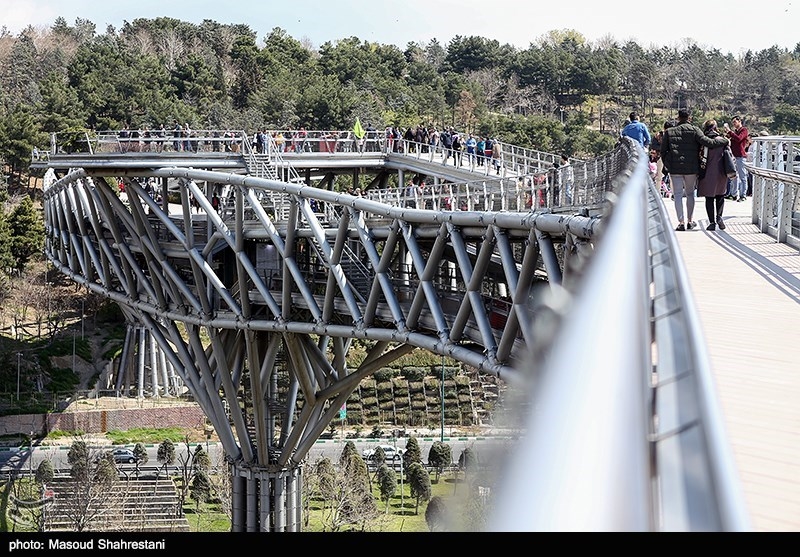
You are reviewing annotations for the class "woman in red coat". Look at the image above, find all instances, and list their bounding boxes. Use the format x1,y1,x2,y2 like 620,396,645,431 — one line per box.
697,120,729,231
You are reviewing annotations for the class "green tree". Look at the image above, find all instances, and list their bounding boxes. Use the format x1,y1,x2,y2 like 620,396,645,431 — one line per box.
314,457,337,510
133,442,148,476
67,439,90,481
35,459,55,485
0,32,44,110
338,443,376,529
94,451,118,482
229,32,262,109
339,440,358,465
0,209,15,276
37,72,88,136
405,461,431,515
375,463,396,514
62,438,116,532
372,445,386,466
455,446,477,494
172,53,227,113
189,470,212,526
444,35,510,75
403,436,422,470
427,441,452,483
772,102,800,133
0,106,46,181
157,438,176,478
8,196,45,273
425,495,449,532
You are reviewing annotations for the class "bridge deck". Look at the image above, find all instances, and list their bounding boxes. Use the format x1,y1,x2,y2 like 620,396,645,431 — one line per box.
662,192,800,532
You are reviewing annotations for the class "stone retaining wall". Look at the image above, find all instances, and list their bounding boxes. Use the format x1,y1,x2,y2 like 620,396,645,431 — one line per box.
0,406,205,436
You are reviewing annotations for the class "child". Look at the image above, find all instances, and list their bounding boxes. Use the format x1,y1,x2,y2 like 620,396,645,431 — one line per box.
648,150,659,181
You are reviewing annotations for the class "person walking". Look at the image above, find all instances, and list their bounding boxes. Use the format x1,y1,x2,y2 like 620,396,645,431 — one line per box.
451,130,463,166
440,128,453,165
697,120,728,231
476,137,486,166
559,154,574,204
724,116,750,201
491,140,502,175
621,111,651,151
660,108,729,231
465,134,477,167
484,137,494,168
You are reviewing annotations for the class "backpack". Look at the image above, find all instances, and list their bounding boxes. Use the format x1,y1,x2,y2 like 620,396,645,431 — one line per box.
744,135,753,152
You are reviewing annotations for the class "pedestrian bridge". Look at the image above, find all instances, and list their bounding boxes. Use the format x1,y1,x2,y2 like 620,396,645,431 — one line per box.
37,129,800,531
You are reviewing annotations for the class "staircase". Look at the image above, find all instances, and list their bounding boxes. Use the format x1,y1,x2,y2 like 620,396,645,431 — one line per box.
43,476,190,532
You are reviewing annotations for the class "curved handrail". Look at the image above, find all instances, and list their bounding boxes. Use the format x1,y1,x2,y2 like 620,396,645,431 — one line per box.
490,140,750,531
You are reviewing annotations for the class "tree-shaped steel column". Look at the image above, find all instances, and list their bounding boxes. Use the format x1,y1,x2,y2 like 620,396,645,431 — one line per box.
42,162,604,530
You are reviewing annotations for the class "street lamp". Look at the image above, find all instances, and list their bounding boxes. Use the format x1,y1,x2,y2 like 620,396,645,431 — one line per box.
677,80,687,110
16,352,21,401
440,354,445,443
399,450,404,511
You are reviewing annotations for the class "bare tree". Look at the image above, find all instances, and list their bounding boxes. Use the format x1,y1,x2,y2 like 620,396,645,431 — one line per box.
501,74,536,116
49,438,118,532
305,453,379,532
159,29,185,72
125,28,156,57
468,67,505,112
454,90,478,133
209,463,232,525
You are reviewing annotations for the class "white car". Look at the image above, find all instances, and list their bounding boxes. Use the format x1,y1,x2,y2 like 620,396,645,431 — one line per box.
362,444,405,461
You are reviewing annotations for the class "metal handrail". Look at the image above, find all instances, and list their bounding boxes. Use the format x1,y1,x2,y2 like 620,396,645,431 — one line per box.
40,128,567,186
748,137,800,249
489,139,750,531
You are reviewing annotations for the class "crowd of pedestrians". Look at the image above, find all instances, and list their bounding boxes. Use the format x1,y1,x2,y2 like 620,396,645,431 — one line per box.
111,121,509,173
657,107,757,232
660,108,730,231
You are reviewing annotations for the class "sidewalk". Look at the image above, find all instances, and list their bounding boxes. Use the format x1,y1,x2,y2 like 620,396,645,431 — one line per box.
659,190,800,531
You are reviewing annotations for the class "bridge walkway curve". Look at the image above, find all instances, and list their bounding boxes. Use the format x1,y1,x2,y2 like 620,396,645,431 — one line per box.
662,193,800,532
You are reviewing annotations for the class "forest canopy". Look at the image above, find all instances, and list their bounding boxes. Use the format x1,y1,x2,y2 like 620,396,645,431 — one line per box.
1,16,799,177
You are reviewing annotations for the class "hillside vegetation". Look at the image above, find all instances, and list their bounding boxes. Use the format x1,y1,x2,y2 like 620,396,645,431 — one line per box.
0,17,799,408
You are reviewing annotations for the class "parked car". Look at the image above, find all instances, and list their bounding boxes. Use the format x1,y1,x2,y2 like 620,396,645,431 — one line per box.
361,444,405,461
112,448,139,464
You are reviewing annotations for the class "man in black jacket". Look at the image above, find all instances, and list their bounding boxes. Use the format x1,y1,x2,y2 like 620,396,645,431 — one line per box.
660,108,729,231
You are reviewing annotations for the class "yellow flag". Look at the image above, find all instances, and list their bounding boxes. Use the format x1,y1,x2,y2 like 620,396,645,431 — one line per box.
353,117,366,139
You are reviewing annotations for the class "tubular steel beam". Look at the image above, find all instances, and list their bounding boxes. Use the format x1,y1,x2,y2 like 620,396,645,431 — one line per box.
42,152,600,531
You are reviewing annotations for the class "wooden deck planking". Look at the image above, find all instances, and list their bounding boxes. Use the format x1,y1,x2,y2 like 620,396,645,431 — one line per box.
660,191,800,532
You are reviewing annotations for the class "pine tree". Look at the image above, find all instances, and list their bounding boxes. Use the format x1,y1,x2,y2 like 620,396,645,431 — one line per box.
406,462,432,515
403,436,422,469
375,464,397,514
9,196,44,273
0,208,15,275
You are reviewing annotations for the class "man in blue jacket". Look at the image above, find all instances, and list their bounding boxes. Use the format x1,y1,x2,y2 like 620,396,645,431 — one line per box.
621,111,651,150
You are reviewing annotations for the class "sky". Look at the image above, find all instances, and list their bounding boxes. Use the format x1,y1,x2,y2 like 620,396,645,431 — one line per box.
3,0,798,56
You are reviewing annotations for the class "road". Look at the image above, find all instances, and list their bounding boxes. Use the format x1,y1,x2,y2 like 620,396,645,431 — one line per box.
0,435,517,477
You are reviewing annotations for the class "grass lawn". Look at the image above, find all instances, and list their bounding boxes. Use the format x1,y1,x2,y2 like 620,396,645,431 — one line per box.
185,469,474,532
302,470,470,533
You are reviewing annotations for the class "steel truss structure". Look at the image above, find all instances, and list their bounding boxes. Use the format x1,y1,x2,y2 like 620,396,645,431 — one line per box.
41,140,630,531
